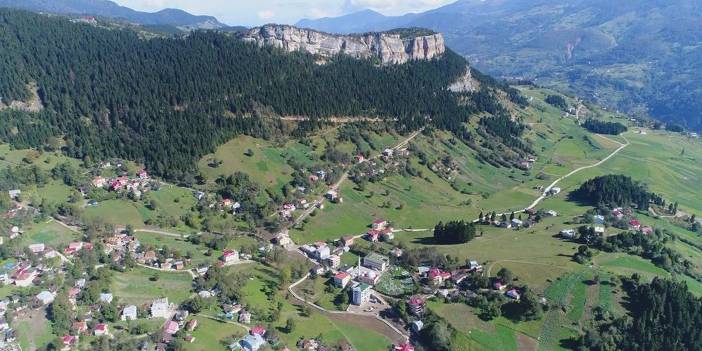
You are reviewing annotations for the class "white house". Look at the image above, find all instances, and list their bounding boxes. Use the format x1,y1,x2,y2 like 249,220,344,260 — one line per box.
36,291,55,305
121,305,137,321
352,283,371,305
560,229,576,239
151,298,170,318
99,293,113,304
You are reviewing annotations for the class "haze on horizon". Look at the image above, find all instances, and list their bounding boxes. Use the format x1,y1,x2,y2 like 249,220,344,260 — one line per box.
111,0,456,26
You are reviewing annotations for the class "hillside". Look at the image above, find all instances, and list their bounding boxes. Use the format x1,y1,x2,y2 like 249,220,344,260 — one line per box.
0,9,512,179
0,0,226,29
298,0,702,132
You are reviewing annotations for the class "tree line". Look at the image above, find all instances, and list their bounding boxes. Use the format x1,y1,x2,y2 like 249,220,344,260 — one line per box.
433,220,477,244
582,119,628,135
570,175,662,210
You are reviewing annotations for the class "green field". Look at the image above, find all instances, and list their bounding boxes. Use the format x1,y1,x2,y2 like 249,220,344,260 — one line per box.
111,267,193,306
185,316,247,351
20,219,79,248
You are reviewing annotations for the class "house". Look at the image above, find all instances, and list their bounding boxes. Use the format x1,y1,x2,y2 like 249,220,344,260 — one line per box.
560,229,576,239
184,335,196,343
629,219,641,231
68,287,81,299
334,272,351,288
9,226,21,239
94,323,109,336
451,271,469,285
138,169,149,180
250,326,266,337
382,149,394,157
363,253,389,272
324,255,341,268
36,291,55,305
69,242,83,251
354,155,365,163
8,190,21,200
366,230,380,242
511,218,523,228
315,246,331,260
593,215,605,225
390,247,403,258
468,260,482,271
371,219,388,231
28,243,45,254
493,281,507,291
72,321,87,334
381,229,394,241
352,283,371,305
642,226,654,235
273,231,293,247
547,187,561,196
410,320,424,333
186,319,198,331
594,226,605,236
506,289,521,300
340,236,354,247
92,176,107,188
427,268,451,285
407,297,425,316
75,278,86,288
62,335,79,348
393,344,415,351
241,333,265,351
238,310,252,324
612,208,625,219
99,293,113,304
546,210,558,217
163,320,179,335
151,298,170,318
221,250,239,263
357,267,381,285
122,305,138,321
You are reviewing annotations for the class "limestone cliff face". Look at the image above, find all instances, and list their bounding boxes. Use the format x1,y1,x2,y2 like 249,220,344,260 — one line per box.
240,25,446,65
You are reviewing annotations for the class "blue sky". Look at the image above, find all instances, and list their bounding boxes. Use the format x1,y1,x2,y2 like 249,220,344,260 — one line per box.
112,0,457,26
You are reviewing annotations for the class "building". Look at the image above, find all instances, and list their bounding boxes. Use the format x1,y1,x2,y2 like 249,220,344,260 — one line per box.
407,297,425,316
547,187,561,196
381,229,394,241
594,226,605,236
151,298,170,318
315,246,331,260
363,253,389,272
334,272,351,288
62,335,79,348
393,344,415,351
629,219,641,231
511,218,523,228
99,293,113,304
28,243,45,254
506,289,521,300
593,215,605,225
121,305,137,321
36,291,55,305
221,250,239,263
72,321,87,334
94,323,108,336
164,320,179,335
324,254,341,268
8,190,20,200
366,230,380,242
352,283,371,305
241,333,265,351
560,229,576,239
186,319,198,331
371,219,388,231
410,320,424,333
238,311,252,324
340,236,354,247
427,268,451,285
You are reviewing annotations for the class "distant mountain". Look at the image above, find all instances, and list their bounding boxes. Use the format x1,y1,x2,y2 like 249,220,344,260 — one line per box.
0,0,226,29
298,0,702,131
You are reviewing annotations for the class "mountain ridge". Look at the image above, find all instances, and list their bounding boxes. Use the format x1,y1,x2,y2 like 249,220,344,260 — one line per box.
0,0,226,29
298,0,702,132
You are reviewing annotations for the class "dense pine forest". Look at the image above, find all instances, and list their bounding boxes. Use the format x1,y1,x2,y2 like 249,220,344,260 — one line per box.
577,277,702,351
0,9,508,179
570,175,661,210
582,119,628,135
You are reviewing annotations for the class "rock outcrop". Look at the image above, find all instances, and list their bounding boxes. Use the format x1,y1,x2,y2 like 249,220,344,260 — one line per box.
240,25,446,65
448,66,478,93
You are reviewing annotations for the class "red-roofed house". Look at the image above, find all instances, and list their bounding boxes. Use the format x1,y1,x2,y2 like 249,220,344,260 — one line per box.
92,176,107,188
394,344,415,351
221,250,239,263
629,219,641,231
366,230,380,242
68,287,81,299
407,297,425,316
63,335,78,348
164,321,179,335
427,268,451,285
250,326,266,336
138,170,149,180
69,242,83,251
94,323,108,336
333,272,351,288
642,226,654,235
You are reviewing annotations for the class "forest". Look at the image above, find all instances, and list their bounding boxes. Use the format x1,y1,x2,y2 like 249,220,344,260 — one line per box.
576,277,702,351
0,9,510,179
570,175,661,210
582,119,628,135
433,220,476,244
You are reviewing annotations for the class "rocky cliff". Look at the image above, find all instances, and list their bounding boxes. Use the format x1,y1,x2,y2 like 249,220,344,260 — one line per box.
240,25,446,65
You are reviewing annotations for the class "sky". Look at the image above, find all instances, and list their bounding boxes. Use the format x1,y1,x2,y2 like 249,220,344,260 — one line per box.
112,0,457,26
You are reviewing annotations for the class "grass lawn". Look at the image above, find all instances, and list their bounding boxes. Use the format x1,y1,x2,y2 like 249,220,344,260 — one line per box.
14,309,54,351
20,219,79,248
134,231,218,266
82,199,148,227
111,267,193,306
185,316,247,351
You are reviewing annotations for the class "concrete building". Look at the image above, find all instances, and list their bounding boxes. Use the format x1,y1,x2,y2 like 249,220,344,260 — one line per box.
352,283,371,305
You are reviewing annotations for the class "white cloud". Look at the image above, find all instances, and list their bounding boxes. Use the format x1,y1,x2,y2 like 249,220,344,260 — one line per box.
257,10,276,20
344,0,455,15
